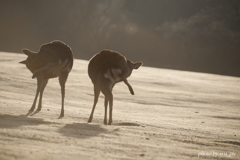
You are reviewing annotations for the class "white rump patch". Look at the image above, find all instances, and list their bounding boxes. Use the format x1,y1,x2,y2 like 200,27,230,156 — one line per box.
104,68,122,82
65,58,68,65
59,58,61,64
58,58,69,69
111,68,121,81
104,69,114,82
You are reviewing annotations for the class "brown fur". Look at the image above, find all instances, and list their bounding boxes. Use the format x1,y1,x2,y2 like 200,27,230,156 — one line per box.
88,49,143,125
19,40,74,118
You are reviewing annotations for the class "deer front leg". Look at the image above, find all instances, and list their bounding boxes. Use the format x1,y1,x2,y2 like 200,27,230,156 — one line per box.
29,74,44,112
88,85,100,123
37,78,49,111
58,72,69,118
124,79,134,95
101,85,113,125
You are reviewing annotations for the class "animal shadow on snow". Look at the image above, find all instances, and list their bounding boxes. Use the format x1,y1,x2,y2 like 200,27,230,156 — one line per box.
26,110,64,119
215,140,240,147
26,110,41,117
58,123,115,139
114,122,142,127
0,114,47,128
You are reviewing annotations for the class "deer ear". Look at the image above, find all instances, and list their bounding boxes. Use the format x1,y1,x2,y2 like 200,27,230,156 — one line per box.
127,60,143,69
19,60,27,64
133,61,143,69
22,49,34,56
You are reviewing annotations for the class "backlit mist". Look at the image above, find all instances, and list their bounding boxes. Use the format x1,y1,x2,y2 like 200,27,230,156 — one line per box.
1,0,240,76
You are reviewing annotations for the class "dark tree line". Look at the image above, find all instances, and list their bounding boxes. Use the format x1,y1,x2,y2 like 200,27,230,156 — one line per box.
0,0,240,76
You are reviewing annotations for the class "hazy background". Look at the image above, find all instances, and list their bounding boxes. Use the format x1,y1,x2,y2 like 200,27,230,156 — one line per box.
1,0,240,77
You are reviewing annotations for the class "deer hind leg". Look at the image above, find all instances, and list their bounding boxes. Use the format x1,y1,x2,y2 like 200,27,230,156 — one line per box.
101,86,113,125
59,72,69,118
29,74,44,112
88,84,100,123
108,93,113,125
104,96,108,125
37,78,49,111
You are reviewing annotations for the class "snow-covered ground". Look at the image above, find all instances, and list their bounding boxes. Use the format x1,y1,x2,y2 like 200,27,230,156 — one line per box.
0,52,239,159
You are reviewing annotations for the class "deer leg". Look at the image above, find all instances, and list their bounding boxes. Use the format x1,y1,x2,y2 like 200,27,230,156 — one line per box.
104,96,108,125
108,93,113,125
124,79,134,95
37,78,49,111
101,87,113,125
88,85,100,123
29,74,44,111
59,72,69,118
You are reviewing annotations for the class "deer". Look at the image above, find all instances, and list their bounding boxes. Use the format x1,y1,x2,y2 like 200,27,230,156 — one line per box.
19,40,74,118
87,49,143,125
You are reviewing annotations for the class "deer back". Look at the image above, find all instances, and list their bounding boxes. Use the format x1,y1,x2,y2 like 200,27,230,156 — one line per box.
39,41,73,68
88,50,128,84
22,41,73,78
